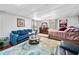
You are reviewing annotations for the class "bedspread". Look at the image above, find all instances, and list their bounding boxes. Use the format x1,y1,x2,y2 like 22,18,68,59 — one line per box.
48,29,79,41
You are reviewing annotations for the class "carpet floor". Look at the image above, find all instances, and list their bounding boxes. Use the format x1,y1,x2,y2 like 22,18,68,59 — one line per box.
0,36,60,55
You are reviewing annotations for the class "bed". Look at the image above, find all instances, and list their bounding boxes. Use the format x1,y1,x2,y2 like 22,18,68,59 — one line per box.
48,27,79,45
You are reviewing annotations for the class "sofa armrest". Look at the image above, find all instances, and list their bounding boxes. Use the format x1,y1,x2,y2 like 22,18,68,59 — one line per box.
10,33,19,45
10,33,18,39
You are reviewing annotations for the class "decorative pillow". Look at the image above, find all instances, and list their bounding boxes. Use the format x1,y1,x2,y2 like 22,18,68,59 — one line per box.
65,28,75,32
69,28,75,32
68,26,74,28
17,30,27,35
17,30,22,35
74,28,79,32
64,28,71,32
22,30,28,34
27,29,32,32
12,31,17,34
74,36,79,40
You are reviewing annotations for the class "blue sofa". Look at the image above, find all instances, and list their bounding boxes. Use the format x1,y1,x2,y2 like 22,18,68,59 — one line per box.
10,29,34,45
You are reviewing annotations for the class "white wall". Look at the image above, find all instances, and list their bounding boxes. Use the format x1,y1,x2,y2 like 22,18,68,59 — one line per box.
0,14,2,37
34,16,79,30
67,16,79,27
1,12,79,37
0,13,32,37
57,16,79,29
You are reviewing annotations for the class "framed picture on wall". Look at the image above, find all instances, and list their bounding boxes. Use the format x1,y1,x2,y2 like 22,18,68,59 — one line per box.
17,18,25,27
59,19,67,31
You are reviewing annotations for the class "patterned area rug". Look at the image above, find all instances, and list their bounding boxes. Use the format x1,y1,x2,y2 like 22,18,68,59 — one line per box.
0,37,60,55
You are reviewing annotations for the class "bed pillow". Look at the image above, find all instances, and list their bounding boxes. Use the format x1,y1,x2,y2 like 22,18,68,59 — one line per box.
69,28,75,32
64,28,71,32
65,28,75,32
74,28,79,32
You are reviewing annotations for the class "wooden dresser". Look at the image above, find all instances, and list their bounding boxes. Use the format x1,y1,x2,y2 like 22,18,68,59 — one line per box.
39,27,48,34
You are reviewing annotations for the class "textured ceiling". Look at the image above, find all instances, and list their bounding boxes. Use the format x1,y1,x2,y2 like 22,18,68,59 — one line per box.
0,4,79,20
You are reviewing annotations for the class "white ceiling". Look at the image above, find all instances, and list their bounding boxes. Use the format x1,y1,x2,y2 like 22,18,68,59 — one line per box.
0,4,79,20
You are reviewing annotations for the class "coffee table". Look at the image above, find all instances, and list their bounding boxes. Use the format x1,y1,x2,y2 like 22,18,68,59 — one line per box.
29,37,40,45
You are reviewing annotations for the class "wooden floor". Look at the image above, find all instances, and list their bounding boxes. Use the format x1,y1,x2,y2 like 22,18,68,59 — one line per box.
0,44,12,51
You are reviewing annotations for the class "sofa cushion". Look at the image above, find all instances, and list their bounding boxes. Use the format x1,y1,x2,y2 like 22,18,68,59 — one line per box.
17,30,28,35
17,34,29,40
12,31,17,34
27,29,32,32
74,28,79,32
23,29,29,33
60,41,79,54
